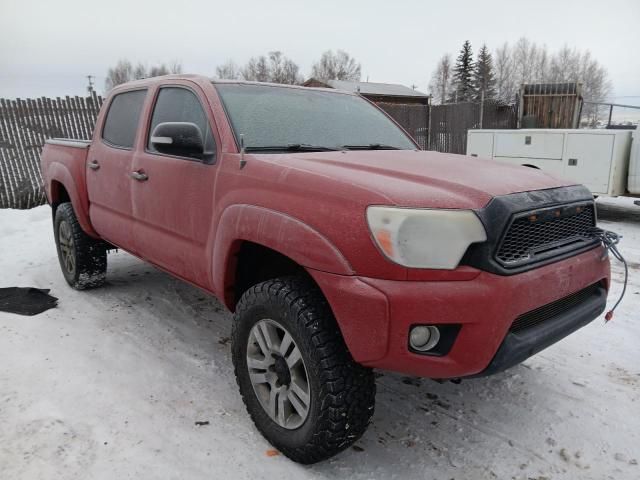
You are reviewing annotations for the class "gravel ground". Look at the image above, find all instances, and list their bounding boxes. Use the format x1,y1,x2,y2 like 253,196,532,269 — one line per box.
0,197,638,480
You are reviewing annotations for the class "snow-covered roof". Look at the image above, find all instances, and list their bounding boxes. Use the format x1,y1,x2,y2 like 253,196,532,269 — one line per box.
307,78,428,98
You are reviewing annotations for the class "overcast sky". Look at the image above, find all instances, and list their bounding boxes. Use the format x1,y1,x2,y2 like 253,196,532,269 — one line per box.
1,0,639,104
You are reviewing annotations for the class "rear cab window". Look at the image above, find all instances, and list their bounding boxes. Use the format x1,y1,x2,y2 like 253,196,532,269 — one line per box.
102,89,147,149
147,87,216,163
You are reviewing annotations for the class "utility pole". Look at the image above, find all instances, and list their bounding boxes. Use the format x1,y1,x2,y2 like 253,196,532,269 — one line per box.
86,75,95,95
427,94,432,151
479,88,485,128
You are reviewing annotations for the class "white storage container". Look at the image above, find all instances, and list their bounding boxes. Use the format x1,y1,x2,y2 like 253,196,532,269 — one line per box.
629,129,640,194
467,129,635,196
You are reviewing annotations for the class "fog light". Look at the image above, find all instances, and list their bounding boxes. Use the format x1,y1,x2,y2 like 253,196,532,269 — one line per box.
409,326,441,352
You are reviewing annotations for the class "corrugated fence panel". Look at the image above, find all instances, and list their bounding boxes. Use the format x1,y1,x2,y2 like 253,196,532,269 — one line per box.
0,94,103,209
430,102,477,154
430,101,517,154
375,102,429,150
374,101,516,154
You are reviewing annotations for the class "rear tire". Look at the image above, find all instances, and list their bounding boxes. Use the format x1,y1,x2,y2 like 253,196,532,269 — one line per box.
54,202,107,289
231,276,376,464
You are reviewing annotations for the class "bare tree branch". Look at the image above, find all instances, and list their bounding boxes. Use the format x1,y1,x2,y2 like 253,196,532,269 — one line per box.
220,52,302,84
241,56,270,82
310,50,361,81
105,59,184,91
216,59,240,80
105,59,133,91
494,42,516,103
428,54,453,104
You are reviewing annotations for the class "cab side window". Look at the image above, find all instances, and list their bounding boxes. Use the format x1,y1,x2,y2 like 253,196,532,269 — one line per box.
147,87,216,162
102,90,147,149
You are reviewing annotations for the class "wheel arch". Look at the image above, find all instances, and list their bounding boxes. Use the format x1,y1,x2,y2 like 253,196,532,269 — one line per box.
231,241,311,306
45,162,98,237
211,205,353,310
49,180,71,212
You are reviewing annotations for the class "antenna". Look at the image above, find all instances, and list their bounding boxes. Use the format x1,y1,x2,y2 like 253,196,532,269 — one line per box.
86,75,95,95
239,134,247,169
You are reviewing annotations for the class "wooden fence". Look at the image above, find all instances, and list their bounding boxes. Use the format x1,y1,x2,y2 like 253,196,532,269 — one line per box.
519,83,582,129
430,101,518,154
0,93,103,209
377,100,517,155
376,102,429,150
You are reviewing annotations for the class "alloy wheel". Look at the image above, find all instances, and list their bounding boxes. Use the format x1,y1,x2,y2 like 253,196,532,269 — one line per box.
58,220,76,275
246,319,311,429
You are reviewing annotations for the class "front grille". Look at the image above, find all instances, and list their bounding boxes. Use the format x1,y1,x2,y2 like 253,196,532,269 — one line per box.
510,283,602,334
496,203,596,267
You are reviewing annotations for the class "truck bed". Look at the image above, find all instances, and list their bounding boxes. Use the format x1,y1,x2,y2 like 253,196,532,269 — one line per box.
40,138,95,236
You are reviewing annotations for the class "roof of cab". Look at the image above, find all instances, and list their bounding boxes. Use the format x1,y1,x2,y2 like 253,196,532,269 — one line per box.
108,74,355,96
212,78,355,95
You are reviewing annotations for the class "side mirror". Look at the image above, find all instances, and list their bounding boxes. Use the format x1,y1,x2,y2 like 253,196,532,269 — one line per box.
150,122,204,158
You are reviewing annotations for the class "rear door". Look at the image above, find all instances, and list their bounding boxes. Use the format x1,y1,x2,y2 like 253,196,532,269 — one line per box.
87,89,147,251
131,83,219,288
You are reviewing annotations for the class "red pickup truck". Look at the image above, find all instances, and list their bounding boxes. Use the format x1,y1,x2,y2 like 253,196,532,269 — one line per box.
40,74,610,463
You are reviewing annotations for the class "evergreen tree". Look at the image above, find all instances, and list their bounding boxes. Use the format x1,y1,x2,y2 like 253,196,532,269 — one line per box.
473,44,497,101
448,40,475,103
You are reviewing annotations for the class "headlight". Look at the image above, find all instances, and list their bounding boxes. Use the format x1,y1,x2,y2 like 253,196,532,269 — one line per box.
366,206,487,269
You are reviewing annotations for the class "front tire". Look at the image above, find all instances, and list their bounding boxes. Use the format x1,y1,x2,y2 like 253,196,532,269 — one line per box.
232,276,376,464
54,202,107,289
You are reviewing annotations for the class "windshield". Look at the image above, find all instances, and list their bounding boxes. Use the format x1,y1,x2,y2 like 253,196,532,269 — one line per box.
214,83,417,152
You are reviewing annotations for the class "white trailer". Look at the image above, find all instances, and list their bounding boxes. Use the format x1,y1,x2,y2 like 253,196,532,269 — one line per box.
467,128,640,197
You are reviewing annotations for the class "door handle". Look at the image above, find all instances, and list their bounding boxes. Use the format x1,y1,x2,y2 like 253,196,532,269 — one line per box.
568,158,578,166
88,160,100,170
130,170,148,181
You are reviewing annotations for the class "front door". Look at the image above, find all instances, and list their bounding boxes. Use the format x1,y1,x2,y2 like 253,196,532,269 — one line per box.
87,89,147,252
131,83,219,288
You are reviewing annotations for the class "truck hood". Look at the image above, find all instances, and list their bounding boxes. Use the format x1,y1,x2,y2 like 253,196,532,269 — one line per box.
268,150,577,209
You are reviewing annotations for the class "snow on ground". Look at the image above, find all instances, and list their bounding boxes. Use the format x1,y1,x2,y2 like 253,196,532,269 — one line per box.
0,197,639,480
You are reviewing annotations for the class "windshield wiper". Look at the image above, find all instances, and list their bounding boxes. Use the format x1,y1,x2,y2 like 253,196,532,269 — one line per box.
244,143,339,152
341,143,400,150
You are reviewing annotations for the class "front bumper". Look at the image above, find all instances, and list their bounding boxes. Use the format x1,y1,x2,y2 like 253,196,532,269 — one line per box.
309,246,610,379
471,283,606,377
